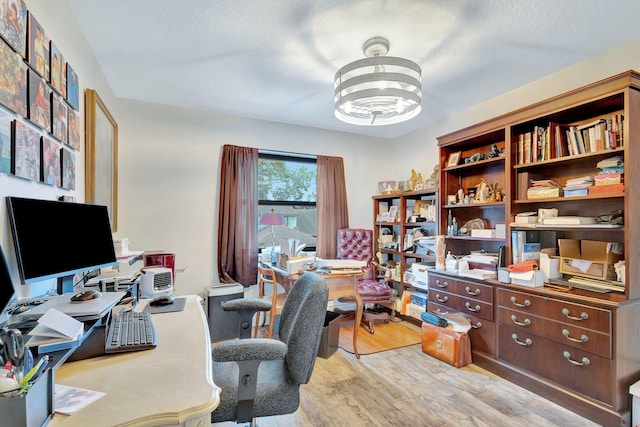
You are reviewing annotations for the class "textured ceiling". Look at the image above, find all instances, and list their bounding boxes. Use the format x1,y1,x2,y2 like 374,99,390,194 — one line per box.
66,0,640,139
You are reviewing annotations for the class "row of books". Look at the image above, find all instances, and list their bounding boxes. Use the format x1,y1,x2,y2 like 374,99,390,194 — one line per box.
516,114,624,165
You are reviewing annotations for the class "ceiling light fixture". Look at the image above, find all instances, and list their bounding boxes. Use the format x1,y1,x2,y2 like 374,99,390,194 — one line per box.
334,36,422,126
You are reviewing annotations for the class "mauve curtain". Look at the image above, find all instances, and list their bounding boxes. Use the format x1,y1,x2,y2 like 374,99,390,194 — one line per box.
217,145,259,286
316,155,349,258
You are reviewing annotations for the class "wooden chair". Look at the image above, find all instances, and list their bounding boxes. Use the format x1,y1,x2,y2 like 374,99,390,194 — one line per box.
254,264,287,338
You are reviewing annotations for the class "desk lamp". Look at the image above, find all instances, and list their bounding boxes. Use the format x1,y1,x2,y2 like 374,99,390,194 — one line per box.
259,209,284,265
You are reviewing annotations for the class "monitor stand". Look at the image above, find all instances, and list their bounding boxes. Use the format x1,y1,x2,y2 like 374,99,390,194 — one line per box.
57,275,74,295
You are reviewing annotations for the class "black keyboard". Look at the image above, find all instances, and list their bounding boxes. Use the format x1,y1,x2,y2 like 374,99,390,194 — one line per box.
105,311,157,353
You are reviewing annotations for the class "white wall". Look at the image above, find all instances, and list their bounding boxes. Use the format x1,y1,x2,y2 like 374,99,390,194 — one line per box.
3,1,640,299
114,100,390,294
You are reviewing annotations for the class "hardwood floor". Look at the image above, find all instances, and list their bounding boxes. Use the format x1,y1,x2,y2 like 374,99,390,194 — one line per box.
212,330,601,427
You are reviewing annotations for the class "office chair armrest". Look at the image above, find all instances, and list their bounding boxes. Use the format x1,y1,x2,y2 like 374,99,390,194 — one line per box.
212,338,288,363
222,298,272,312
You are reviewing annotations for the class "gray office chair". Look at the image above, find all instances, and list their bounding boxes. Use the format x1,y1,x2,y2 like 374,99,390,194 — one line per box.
211,272,329,425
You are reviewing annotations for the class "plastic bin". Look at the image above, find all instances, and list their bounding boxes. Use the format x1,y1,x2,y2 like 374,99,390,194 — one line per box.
207,284,244,342
0,367,54,427
317,311,341,358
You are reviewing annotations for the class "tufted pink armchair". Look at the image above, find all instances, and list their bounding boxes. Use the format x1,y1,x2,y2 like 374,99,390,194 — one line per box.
335,228,396,332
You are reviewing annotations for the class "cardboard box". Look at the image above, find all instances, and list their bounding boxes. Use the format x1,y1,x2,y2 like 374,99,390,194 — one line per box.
527,187,563,199
588,183,624,195
411,262,430,288
411,292,428,308
510,270,545,287
470,229,494,238
539,253,561,280
558,239,623,280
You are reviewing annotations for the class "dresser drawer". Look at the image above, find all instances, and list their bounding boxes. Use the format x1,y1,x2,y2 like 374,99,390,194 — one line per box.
452,278,493,304
498,307,611,358
428,274,455,290
499,325,613,405
497,288,611,334
429,302,496,357
429,289,494,321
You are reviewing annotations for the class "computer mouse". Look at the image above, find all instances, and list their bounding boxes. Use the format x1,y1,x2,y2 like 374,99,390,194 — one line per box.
70,289,102,302
149,295,175,307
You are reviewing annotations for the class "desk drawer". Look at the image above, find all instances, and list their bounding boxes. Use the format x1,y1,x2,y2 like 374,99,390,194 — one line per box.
452,279,493,304
499,324,613,405
498,307,611,358
429,289,493,321
497,288,611,334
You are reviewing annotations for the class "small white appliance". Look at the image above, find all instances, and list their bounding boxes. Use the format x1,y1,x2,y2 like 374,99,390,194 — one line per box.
140,266,173,298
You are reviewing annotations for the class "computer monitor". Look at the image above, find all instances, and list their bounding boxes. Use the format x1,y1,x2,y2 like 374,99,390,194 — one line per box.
0,244,16,319
5,197,117,291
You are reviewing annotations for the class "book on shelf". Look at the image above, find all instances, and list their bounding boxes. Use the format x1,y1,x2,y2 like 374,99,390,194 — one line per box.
550,122,570,158
524,132,532,164
530,179,561,187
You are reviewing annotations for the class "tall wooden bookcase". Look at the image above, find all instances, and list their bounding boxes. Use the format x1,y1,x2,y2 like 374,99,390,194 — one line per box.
434,70,640,426
372,188,438,287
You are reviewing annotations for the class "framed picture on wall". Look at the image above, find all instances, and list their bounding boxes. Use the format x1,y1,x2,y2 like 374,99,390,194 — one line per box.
61,146,75,190
0,0,27,58
27,69,51,131
66,63,79,110
0,38,27,117
41,135,60,186
67,108,80,150
12,118,40,181
27,12,49,79
52,94,68,144
85,89,118,231
0,106,12,174
50,41,66,95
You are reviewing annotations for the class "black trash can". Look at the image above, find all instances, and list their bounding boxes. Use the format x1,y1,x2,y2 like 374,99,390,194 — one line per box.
317,311,341,358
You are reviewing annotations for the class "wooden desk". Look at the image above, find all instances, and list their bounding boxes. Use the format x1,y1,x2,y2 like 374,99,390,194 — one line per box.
50,295,220,426
271,267,364,358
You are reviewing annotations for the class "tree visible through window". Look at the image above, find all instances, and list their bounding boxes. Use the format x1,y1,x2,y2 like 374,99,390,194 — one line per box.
258,152,317,252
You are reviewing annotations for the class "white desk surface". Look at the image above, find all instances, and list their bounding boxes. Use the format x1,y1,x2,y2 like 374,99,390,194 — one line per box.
50,295,220,426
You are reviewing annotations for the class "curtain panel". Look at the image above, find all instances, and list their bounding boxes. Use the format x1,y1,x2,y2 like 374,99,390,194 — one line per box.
316,155,349,258
217,145,259,285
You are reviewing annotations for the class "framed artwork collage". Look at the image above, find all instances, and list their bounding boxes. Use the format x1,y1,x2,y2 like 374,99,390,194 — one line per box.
0,0,80,191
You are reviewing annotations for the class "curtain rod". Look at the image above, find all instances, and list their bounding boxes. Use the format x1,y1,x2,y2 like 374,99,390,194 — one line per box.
258,149,317,160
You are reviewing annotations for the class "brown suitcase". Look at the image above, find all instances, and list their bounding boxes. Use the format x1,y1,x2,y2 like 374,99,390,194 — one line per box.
421,322,472,368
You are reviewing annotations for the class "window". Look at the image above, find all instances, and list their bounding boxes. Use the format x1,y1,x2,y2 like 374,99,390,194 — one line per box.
258,152,317,252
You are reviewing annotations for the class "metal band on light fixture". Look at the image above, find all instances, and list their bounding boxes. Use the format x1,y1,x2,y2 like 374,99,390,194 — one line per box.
334,37,421,126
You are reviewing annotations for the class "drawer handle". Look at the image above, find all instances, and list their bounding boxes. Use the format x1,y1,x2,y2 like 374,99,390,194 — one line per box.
510,314,531,327
436,294,449,303
562,351,590,366
562,329,589,343
511,333,532,347
465,286,480,296
510,296,531,308
561,308,589,321
471,321,482,329
434,308,450,315
465,302,481,312
435,279,449,288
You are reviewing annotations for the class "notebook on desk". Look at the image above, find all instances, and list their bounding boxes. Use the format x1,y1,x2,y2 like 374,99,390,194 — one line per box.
14,291,127,321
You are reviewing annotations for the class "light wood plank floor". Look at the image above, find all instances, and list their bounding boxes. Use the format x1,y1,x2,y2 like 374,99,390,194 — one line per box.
212,334,600,427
